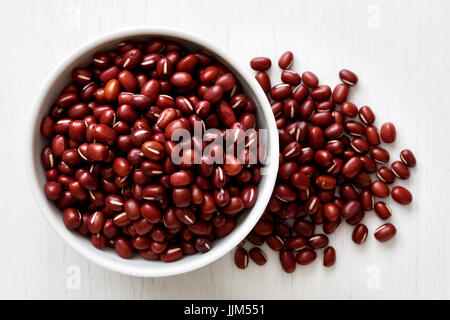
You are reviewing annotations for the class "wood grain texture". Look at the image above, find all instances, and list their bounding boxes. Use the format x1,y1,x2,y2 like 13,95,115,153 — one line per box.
0,0,449,299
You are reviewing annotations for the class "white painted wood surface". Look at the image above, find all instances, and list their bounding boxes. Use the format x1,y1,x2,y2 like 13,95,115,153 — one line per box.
1,0,449,299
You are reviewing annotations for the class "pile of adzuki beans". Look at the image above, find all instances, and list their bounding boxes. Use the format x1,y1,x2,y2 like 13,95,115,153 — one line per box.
234,51,416,272
40,38,264,262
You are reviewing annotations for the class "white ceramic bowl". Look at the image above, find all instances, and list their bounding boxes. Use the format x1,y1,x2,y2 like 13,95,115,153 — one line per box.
26,27,278,277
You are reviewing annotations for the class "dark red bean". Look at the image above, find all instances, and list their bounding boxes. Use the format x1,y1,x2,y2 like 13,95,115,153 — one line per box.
400,149,416,167
141,141,165,161
310,85,331,101
350,137,370,154
266,235,284,251
270,83,292,101
345,121,365,136
332,84,349,104
255,71,271,93
341,200,361,219
286,235,307,251
44,181,63,201
360,190,374,211
391,161,410,179
279,248,296,273
323,247,336,267
250,57,271,71
339,69,358,86
302,71,319,88
391,186,412,205
296,248,317,265
341,102,358,117
374,223,396,242
323,219,341,234
249,247,267,265
234,247,249,269
370,180,390,198
160,245,183,262
308,234,329,249
281,70,301,86
352,224,368,244
380,122,396,143
374,201,392,220
359,106,375,125
322,203,340,222
278,51,293,69
315,175,336,190
293,220,315,237
87,211,104,234
62,208,81,230
341,156,362,178
371,147,390,164
253,220,274,236
377,167,395,184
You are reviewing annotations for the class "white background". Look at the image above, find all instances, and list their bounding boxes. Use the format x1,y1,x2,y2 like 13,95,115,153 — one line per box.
1,0,449,299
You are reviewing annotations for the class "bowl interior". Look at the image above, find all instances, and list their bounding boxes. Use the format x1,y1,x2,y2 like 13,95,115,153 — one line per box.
29,28,278,277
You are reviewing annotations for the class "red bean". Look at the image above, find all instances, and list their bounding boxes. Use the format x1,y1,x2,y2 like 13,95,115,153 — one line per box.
266,235,284,251
360,190,374,211
380,122,396,143
253,220,274,236
281,70,301,86
302,71,319,88
391,161,410,179
371,180,390,198
241,185,258,208
293,220,315,237
141,141,165,161
62,208,81,230
338,69,358,86
279,248,296,273
341,101,358,117
172,187,191,207
341,156,362,178
234,247,249,269
286,235,307,251
371,147,390,164
391,186,412,205
87,211,104,233
332,84,349,104
104,79,120,102
296,248,317,265
170,72,193,87
44,181,63,201
352,224,368,244
315,175,336,190
308,234,329,249
374,223,396,242
270,83,292,101
374,201,392,220
341,200,361,219
255,71,271,93
359,105,375,125
400,149,416,167
278,51,293,69
323,247,336,267
87,143,107,161
250,57,271,71
160,245,183,262
249,247,267,265
310,85,331,101
377,167,395,184
112,157,132,177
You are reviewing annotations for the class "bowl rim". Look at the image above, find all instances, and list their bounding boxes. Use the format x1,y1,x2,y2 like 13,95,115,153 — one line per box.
26,26,279,277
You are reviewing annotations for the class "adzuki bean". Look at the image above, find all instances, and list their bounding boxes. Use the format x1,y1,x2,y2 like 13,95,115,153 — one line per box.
238,51,415,274
40,38,263,263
